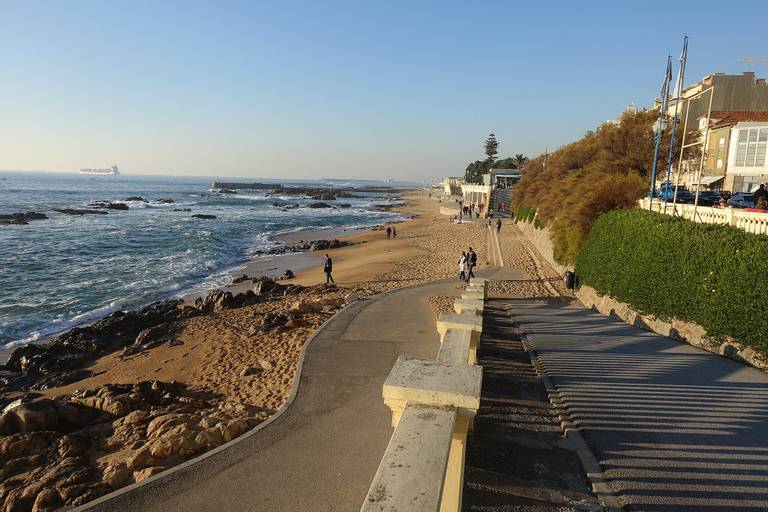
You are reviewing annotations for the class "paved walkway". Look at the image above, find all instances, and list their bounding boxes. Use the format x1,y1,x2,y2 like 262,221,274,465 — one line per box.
79,279,463,512
510,299,768,512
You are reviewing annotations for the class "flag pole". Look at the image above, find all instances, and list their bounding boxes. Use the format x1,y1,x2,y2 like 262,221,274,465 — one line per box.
649,56,673,211
664,35,688,213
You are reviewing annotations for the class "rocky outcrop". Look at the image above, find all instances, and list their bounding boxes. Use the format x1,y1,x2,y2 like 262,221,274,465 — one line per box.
53,209,108,216
122,196,147,202
87,202,129,211
304,202,332,209
0,212,48,225
191,214,216,220
0,381,268,511
155,199,175,204
2,300,200,393
254,239,352,256
193,280,303,314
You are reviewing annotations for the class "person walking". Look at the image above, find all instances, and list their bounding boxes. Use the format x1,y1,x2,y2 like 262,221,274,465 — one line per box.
392,227,397,239
467,246,477,281
458,251,468,281
496,218,502,233
386,226,392,239
323,253,335,285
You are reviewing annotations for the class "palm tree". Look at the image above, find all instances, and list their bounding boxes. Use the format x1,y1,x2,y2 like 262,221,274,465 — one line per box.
513,153,529,169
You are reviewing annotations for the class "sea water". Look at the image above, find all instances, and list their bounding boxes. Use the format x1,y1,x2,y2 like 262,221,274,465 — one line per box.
0,171,412,347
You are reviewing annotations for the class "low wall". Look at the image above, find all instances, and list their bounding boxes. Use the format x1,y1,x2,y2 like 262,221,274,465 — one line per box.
514,221,570,276
514,219,768,373
576,285,768,371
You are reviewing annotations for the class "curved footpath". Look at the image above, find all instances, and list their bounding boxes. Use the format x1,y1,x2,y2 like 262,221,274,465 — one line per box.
73,278,466,512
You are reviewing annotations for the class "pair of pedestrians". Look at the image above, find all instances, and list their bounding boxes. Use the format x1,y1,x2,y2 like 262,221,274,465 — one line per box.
458,247,477,282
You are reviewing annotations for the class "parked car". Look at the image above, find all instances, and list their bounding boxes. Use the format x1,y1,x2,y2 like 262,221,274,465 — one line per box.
696,191,724,206
727,192,755,209
650,187,693,203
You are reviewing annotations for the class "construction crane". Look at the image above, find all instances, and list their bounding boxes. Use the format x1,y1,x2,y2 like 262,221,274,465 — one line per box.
740,57,768,64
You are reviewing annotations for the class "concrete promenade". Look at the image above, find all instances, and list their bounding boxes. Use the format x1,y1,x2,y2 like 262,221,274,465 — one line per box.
78,279,463,512
511,299,768,512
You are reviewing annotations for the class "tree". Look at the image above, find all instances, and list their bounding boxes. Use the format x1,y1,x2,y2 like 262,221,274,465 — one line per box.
492,157,517,169
513,153,529,169
464,160,489,184
484,134,499,163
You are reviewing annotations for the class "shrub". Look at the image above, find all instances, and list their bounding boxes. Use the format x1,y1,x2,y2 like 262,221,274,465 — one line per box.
511,109,682,265
576,209,768,355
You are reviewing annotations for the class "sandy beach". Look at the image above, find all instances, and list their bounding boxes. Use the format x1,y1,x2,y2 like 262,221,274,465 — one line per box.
0,191,518,510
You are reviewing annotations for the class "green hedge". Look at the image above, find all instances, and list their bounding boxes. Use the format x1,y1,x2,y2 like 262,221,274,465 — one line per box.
576,209,768,354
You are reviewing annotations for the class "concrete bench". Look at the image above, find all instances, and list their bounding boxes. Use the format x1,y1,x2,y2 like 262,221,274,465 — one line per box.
360,403,455,512
437,329,472,365
461,289,485,301
453,298,484,316
379,357,482,512
436,312,483,364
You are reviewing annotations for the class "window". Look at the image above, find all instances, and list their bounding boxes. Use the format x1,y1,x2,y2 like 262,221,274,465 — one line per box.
734,128,768,167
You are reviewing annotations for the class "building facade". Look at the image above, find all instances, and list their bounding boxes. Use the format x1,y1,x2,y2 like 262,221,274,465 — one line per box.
726,121,768,192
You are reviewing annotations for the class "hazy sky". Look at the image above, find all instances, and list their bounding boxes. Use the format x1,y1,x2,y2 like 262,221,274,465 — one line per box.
1,0,766,180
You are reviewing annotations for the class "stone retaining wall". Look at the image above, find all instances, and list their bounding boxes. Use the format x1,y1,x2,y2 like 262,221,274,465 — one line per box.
514,221,570,276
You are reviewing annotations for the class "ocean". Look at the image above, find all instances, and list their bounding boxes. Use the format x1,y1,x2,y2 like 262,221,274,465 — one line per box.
0,171,413,348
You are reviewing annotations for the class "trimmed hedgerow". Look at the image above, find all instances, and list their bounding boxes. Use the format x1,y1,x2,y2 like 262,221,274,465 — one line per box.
576,208,768,355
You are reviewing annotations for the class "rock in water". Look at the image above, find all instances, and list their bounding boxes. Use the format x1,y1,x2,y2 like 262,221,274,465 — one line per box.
191,214,216,220
53,208,109,216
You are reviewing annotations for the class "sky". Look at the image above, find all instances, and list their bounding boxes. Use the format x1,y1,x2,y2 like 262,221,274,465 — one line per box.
1,0,767,181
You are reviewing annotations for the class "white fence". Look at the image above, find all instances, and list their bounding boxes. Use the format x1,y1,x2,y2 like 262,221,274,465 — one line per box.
638,198,768,235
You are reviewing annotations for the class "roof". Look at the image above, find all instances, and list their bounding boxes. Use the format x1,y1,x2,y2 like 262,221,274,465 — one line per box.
688,176,725,185
707,111,768,129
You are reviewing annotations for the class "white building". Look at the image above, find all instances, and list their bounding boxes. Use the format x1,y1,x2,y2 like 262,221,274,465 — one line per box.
726,121,768,192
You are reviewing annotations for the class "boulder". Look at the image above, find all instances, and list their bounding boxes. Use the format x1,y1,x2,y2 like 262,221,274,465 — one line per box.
304,202,332,209
122,196,147,202
191,214,216,220
232,274,250,284
133,466,167,482
1,400,58,434
31,488,62,512
102,462,131,488
155,199,175,204
280,269,295,280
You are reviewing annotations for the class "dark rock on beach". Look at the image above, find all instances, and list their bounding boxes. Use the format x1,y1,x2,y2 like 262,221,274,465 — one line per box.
254,238,352,256
1,300,200,393
191,214,217,220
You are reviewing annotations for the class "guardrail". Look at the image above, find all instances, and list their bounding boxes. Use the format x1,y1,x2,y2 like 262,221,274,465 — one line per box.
360,279,486,512
639,198,768,235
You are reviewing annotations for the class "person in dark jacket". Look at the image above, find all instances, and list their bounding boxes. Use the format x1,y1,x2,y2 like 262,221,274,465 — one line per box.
323,253,335,284
466,247,477,281
496,218,502,233
753,184,767,205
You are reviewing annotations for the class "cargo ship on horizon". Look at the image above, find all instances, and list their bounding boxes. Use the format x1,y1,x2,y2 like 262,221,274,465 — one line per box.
80,165,119,175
